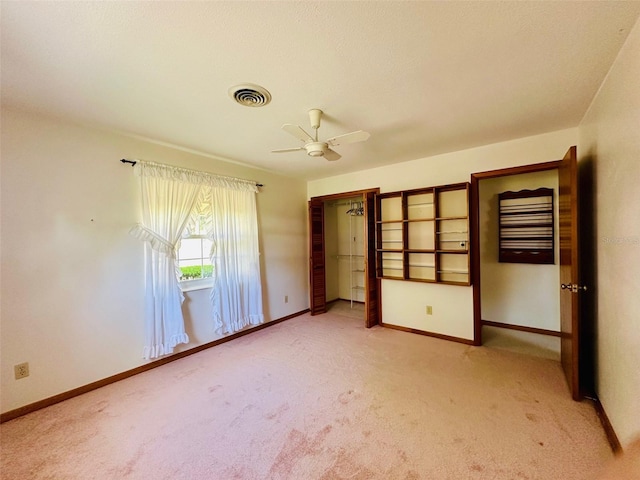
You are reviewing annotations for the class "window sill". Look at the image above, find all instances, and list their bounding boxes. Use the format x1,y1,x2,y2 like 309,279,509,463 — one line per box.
180,278,213,292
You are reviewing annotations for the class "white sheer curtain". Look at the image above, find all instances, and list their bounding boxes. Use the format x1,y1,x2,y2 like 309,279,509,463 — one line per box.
206,183,264,334
130,161,203,359
130,160,264,357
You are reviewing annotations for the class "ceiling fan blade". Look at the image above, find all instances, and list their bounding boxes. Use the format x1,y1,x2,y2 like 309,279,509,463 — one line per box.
282,124,315,143
271,147,304,153
324,148,342,162
326,130,370,147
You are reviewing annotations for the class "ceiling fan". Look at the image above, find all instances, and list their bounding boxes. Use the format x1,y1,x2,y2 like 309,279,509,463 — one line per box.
272,109,370,161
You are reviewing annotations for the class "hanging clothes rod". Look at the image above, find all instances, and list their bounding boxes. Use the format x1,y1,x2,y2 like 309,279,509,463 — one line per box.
120,159,264,187
346,201,364,216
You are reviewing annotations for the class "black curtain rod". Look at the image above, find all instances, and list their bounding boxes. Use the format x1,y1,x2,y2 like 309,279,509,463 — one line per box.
120,159,263,187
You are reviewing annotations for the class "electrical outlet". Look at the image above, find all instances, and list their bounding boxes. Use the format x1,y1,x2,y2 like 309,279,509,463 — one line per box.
426,305,433,315
284,295,289,304
14,362,29,380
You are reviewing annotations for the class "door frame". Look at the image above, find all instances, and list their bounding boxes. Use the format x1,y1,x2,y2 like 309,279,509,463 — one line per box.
471,153,584,400
309,188,380,327
470,160,561,345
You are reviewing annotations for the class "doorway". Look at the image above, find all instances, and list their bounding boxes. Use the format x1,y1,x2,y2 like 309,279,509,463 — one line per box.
470,147,585,400
477,168,561,360
308,188,380,328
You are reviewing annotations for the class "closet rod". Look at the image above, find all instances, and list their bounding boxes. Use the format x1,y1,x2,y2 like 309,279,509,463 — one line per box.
119,159,264,187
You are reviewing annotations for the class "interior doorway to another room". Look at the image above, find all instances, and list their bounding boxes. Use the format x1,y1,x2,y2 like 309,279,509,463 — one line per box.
472,148,587,401
477,167,562,361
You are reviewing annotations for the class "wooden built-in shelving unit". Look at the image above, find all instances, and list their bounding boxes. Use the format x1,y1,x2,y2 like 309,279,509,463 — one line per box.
375,182,471,286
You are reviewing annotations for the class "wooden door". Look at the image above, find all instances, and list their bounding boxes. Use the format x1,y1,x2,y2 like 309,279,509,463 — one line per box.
559,146,583,400
364,191,380,327
308,199,326,315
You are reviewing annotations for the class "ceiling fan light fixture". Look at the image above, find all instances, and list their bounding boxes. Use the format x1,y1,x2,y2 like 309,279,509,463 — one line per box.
305,142,326,157
229,83,272,107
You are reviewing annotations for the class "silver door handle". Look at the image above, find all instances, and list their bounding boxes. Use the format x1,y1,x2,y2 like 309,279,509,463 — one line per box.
561,283,588,292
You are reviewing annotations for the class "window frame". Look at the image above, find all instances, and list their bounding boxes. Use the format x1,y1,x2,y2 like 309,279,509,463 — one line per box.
177,220,214,291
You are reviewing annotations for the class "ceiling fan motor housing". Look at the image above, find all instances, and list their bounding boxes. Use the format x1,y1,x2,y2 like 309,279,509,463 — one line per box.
308,109,322,130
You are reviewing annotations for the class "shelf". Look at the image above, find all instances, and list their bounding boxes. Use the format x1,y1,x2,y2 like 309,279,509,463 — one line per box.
375,182,471,285
499,188,554,264
435,216,468,221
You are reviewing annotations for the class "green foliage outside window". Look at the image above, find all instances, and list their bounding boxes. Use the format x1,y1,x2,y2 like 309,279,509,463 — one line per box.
179,265,213,280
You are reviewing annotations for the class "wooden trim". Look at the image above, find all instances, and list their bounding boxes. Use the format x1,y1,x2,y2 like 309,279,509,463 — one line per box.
471,160,561,180
0,309,309,424
470,174,482,345
482,319,562,337
590,395,622,453
309,188,379,203
380,322,475,345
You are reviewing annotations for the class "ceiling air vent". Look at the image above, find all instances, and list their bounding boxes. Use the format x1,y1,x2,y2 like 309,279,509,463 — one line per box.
229,83,272,107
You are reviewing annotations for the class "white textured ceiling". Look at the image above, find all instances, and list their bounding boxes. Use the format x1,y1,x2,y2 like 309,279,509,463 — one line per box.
2,1,639,180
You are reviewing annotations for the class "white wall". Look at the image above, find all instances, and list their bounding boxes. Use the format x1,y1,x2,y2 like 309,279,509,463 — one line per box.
479,170,560,331
309,128,577,341
0,107,309,413
578,17,640,447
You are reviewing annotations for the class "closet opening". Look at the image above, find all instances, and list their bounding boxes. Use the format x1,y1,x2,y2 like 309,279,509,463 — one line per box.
325,197,366,319
308,188,380,327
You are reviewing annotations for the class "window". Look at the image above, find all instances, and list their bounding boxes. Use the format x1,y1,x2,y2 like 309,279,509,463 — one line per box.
130,159,263,357
177,215,213,286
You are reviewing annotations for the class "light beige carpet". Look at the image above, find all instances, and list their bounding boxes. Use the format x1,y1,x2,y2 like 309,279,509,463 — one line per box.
0,310,613,479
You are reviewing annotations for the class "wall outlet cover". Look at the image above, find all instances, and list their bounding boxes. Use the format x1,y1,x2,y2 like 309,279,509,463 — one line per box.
14,362,29,379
